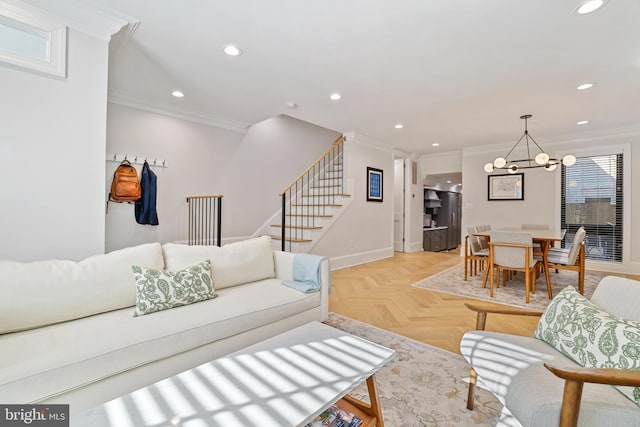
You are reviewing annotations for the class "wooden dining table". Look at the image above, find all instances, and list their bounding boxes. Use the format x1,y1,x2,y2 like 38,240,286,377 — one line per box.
473,227,566,299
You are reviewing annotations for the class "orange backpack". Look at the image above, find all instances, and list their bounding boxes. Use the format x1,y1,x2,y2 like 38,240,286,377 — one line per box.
109,160,141,202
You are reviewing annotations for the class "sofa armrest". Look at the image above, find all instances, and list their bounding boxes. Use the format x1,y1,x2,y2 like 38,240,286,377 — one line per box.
544,363,640,427
464,302,543,330
273,251,330,321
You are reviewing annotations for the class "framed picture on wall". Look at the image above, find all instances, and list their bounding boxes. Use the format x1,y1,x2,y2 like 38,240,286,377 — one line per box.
367,167,383,202
488,173,524,201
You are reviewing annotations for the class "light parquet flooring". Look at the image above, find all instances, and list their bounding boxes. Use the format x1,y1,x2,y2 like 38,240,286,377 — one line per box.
329,250,540,355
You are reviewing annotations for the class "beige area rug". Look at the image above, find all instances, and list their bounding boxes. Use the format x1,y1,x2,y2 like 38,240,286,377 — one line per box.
411,264,606,310
324,313,520,427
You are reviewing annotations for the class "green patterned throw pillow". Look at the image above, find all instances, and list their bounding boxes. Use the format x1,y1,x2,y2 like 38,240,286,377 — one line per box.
132,260,217,317
534,285,640,406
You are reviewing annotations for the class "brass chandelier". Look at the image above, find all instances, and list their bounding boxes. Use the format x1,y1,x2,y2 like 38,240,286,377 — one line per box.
484,114,576,173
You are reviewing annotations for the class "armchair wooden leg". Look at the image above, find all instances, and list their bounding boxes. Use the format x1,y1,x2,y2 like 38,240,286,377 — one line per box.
467,368,477,410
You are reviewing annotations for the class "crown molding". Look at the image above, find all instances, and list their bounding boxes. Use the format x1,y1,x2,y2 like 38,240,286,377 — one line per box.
464,123,640,156
108,89,251,134
12,0,137,40
109,21,140,59
345,132,394,154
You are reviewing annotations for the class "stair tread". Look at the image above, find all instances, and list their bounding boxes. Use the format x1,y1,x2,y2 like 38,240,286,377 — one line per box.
271,224,323,229
270,235,312,243
291,203,342,207
285,214,333,218
302,193,351,197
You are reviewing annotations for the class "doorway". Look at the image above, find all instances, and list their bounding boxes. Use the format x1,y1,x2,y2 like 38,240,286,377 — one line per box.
393,159,405,251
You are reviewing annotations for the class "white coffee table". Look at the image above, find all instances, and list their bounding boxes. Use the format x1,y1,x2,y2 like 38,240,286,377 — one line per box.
71,321,395,427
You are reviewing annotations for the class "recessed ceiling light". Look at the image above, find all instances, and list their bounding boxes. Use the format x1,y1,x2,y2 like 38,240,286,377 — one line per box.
577,82,594,90
577,120,589,125
172,90,184,98
223,45,242,56
394,124,404,129
576,0,606,14
286,101,298,109
432,143,439,147
330,93,341,101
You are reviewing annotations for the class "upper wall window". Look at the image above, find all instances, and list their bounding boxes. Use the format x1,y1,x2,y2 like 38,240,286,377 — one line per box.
0,3,66,78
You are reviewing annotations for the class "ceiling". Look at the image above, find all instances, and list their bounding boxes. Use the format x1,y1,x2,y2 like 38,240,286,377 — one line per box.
52,1,640,154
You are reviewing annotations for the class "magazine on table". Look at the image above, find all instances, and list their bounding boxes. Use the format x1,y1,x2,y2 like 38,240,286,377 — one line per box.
305,403,362,427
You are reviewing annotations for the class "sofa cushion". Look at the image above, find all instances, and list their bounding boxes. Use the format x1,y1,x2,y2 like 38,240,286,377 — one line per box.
132,260,217,316
0,278,321,405
162,236,275,289
460,330,640,427
534,285,640,406
0,243,164,334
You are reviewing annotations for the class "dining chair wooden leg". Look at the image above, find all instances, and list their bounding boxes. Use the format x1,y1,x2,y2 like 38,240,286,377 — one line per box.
543,242,553,300
482,263,490,288
489,263,495,297
578,245,586,294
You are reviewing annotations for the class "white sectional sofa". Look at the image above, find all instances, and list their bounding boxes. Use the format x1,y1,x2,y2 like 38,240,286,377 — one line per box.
0,236,330,415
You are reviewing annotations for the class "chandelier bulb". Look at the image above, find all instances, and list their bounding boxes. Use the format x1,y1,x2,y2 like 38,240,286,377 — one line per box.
544,163,558,171
484,162,495,173
535,152,550,165
494,157,506,168
562,154,577,166
508,164,519,174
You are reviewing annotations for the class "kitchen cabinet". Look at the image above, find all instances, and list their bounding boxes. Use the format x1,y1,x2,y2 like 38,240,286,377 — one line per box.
423,227,448,252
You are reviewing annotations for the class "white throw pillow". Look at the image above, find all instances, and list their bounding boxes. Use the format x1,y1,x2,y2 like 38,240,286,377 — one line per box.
0,243,165,333
162,236,275,289
132,260,217,316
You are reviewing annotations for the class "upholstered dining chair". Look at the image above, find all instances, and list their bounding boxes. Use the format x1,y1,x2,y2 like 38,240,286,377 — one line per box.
464,226,489,281
488,230,541,304
546,227,587,296
522,224,549,255
476,224,491,250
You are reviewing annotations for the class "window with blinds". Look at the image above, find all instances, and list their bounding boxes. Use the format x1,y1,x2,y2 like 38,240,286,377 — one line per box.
561,153,623,262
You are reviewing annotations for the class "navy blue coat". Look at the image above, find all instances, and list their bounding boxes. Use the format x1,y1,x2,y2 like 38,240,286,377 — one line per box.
135,161,159,225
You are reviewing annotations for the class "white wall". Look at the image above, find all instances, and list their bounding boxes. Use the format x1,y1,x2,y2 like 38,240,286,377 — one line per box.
0,29,109,261
462,148,556,229
420,150,462,181
105,107,340,251
313,134,394,268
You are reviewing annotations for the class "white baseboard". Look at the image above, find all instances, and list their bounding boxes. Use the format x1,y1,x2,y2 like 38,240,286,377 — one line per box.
587,260,640,276
405,241,424,253
329,247,394,270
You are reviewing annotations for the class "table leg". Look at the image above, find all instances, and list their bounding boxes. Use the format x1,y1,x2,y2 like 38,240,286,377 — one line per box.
342,375,385,426
542,241,553,299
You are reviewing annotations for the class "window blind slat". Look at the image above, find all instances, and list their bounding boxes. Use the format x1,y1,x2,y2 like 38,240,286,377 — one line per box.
561,153,623,262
